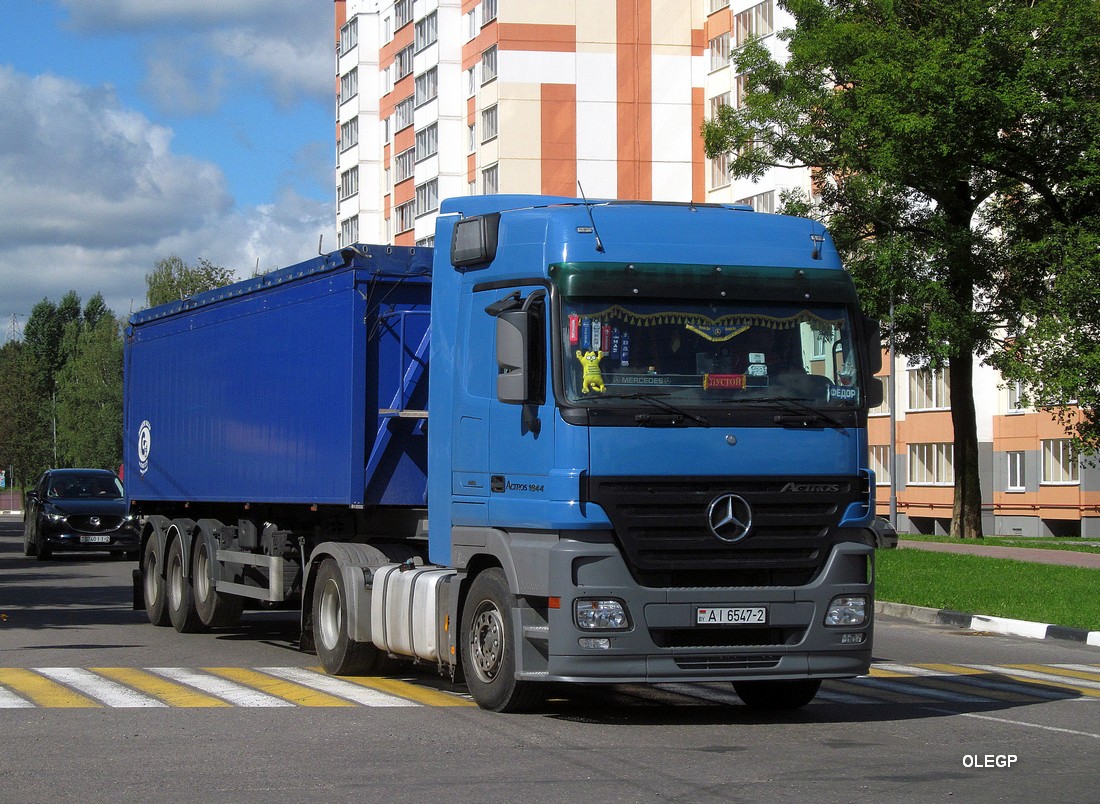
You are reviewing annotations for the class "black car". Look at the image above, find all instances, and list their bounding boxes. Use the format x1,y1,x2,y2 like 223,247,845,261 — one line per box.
22,469,139,560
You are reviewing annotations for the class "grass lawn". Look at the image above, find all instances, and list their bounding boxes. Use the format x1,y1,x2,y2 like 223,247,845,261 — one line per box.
900,533,1100,555
876,549,1100,632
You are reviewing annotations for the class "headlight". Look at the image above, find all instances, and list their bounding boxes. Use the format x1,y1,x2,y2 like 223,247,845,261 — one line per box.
46,512,66,523
825,595,868,627
574,599,631,630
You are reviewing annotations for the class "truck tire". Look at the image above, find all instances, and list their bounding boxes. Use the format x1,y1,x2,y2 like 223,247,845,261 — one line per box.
166,534,205,633
313,558,389,675
192,529,244,629
460,568,542,713
143,536,171,626
733,679,821,710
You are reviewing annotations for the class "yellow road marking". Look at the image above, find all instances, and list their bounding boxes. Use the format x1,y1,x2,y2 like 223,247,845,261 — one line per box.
91,667,230,708
0,668,99,708
204,668,356,707
310,668,475,707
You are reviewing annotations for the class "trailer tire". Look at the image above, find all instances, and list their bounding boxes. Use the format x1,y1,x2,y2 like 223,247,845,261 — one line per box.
733,679,821,710
460,568,542,713
143,537,171,626
166,535,205,633
313,558,388,675
192,530,244,629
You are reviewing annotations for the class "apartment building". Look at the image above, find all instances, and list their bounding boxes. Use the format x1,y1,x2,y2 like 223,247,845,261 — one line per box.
334,0,1098,537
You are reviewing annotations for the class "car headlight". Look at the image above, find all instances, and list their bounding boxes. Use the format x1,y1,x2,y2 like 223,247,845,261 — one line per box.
46,512,66,523
825,595,867,627
574,599,631,630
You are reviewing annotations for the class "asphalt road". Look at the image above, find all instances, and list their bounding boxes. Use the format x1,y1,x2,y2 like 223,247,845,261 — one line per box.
2,514,1099,803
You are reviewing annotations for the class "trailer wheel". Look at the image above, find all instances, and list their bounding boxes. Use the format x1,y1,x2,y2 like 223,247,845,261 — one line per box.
166,535,204,633
460,568,542,712
192,531,243,629
143,537,171,626
733,679,821,710
313,558,388,675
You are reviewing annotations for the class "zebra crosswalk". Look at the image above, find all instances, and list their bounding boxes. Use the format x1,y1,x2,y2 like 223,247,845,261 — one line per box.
0,663,1098,709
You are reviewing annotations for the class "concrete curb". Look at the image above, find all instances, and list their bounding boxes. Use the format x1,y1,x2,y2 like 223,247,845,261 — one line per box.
0,510,21,517
876,601,1100,647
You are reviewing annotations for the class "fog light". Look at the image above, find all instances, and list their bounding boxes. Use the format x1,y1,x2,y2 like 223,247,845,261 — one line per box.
840,632,865,644
825,595,867,626
574,599,631,630
578,638,611,650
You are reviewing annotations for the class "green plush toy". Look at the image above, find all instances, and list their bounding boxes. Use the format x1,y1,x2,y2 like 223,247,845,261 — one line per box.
576,349,606,393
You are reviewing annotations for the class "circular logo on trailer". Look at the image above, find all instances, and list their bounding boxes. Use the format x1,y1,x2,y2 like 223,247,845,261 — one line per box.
707,493,753,543
137,420,152,476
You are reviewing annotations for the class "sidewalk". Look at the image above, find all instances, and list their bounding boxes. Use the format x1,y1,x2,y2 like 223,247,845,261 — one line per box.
879,539,1100,647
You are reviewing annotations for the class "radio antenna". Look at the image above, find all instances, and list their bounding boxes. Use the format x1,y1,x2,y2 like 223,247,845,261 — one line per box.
576,182,605,253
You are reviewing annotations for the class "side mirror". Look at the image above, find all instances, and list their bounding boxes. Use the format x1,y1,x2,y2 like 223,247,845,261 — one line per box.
866,377,884,409
496,310,531,404
862,315,883,374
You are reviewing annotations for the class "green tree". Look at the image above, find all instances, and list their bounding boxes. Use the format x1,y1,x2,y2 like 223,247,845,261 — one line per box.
55,310,124,469
145,256,236,308
702,0,1100,538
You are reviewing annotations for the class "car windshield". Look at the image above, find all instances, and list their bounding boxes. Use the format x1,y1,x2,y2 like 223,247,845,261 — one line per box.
48,474,124,499
560,298,864,409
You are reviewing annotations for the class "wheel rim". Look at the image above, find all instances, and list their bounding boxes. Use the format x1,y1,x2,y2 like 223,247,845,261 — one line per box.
167,550,183,610
468,601,505,683
317,578,342,651
144,550,159,604
194,544,210,603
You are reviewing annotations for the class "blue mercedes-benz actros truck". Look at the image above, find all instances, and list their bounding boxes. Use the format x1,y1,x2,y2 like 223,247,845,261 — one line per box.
125,195,882,712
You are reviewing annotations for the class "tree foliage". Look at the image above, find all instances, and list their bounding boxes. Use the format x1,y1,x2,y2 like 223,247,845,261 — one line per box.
702,0,1100,537
145,256,236,308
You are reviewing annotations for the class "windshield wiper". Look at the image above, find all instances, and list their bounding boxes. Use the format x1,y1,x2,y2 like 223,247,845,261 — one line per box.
718,396,845,428
600,392,710,427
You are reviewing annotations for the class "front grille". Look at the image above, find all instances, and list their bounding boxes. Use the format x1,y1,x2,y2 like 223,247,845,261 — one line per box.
654,627,805,648
584,475,863,587
673,654,782,671
68,515,124,533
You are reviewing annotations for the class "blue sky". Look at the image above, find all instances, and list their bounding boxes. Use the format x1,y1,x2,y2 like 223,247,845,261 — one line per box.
1,0,336,339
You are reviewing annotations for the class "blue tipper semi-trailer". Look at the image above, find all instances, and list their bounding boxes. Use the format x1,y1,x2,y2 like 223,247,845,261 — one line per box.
125,194,883,712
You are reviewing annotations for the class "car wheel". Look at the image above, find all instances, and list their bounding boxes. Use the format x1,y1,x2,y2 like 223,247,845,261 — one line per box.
34,533,52,561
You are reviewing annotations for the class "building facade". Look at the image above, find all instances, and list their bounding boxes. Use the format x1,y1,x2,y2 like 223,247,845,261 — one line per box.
334,0,1098,537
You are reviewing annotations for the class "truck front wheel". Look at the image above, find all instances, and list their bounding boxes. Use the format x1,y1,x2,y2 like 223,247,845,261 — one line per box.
733,679,821,710
460,568,542,713
313,558,388,675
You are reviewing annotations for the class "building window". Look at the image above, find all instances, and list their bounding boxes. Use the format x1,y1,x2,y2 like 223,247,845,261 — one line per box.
340,215,359,248
468,66,477,96
737,191,775,213
395,200,415,233
1007,380,1026,412
1006,451,1025,491
415,123,438,161
908,367,950,411
466,10,477,41
483,0,498,24
870,445,892,486
1042,439,1079,485
394,45,414,81
339,17,358,55
339,68,358,104
481,105,498,142
709,153,729,189
339,166,359,201
709,32,730,72
416,179,439,216
468,123,477,152
395,97,414,131
482,163,499,194
735,72,752,108
482,46,498,84
709,0,731,12
908,443,954,486
415,67,438,107
394,0,413,30
734,0,774,49
414,12,437,52
394,148,415,183
340,117,359,152
869,380,890,416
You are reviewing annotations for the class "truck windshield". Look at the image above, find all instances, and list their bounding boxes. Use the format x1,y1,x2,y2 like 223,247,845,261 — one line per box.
560,298,864,409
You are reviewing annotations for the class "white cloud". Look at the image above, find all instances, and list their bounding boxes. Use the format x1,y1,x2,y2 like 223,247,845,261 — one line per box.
59,0,332,108
0,67,334,337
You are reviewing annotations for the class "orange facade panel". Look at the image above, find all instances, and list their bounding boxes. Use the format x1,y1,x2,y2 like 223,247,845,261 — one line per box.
897,410,954,444
498,23,578,52
617,0,652,200
704,7,732,39
541,84,577,195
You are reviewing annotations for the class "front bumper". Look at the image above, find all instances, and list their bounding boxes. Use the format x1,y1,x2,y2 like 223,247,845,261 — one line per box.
528,538,873,684
40,525,140,552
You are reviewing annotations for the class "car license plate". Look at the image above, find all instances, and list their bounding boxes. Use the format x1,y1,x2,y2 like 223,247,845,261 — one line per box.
696,606,767,625
80,534,111,544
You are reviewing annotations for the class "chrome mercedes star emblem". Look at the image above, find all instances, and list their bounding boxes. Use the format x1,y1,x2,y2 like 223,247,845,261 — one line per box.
706,493,753,543
90,517,101,527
